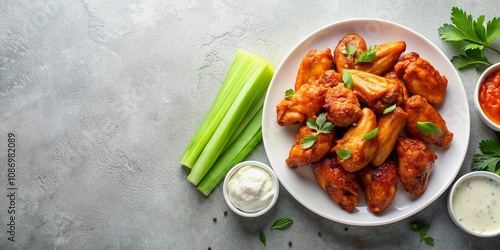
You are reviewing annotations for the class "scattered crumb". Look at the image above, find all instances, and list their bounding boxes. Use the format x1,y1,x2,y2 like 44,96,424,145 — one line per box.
318,232,322,237
289,240,292,247
208,245,211,250
224,210,228,216
212,216,217,222
344,227,348,231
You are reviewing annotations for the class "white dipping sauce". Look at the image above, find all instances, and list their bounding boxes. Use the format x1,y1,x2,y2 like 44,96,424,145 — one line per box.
452,176,500,234
227,165,275,213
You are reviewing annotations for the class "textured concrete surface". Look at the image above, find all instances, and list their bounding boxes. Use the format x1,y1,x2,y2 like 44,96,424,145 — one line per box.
0,0,499,249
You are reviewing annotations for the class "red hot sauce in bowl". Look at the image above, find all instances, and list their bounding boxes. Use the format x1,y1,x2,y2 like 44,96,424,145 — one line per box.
479,69,500,126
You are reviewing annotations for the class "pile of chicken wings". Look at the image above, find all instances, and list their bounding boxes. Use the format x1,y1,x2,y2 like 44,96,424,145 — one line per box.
276,33,453,214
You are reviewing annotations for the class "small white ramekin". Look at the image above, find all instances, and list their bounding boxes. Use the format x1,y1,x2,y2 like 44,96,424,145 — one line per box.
223,160,279,217
447,171,500,237
474,62,500,131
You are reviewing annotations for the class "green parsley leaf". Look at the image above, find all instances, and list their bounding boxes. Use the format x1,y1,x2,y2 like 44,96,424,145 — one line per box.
438,7,500,70
284,89,295,100
342,70,353,89
409,221,435,247
450,48,491,70
417,121,443,136
271,218,293,230
356,45,377,63
363,128,379,140
382,104,397,114
344,44,357,56
302,113,334,149
301,134,318,149
471,139,500,174
259,231,266,246
423,237,435,247
337,148,352,160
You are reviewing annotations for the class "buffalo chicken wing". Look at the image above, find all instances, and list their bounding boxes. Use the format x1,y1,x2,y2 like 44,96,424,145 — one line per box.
396,137,437,196
313,156,360,213
359,161,398,214
394,52,448,105
402,95,453,147
286,124,335,168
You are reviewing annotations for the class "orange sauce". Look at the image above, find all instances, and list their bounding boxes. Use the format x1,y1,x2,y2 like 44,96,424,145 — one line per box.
479,69,500,126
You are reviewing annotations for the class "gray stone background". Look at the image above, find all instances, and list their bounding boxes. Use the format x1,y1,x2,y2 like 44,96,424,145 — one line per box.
0,0,499,249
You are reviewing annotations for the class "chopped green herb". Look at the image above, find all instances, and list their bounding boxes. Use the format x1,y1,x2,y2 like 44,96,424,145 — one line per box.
363,128,379,140
344,44,357,56
417,121,443,136
438,7,500,70
342,70,353,89
337,148,352,160
271,218,293,230
409,221,435,246
383,104,397,114
356,45,377,63
301,113,334,149
284,89,295,100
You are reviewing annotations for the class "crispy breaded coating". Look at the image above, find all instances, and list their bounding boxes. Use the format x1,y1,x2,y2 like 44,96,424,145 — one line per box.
401,95,453,147
355,41,406,76
286,124,335,168
359,161,398,214
294,48,333,90
394,52,448,105
396,137,437,196
333,34,367,73
334,108,378,172
324,83,362,127
313,156,360,213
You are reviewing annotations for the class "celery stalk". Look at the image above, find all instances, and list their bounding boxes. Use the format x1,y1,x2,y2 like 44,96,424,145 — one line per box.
180,50,260,168
222,93,265,153
197,108,263,196
187,63,273,185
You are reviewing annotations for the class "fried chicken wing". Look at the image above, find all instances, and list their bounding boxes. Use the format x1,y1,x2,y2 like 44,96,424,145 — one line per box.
333,34,367,73
384,70,410,100
396,137,437,196
347,69,404,114
355,41,407,75
276,83,330,126
334,108,378,172
317,69,342,88
324,83,362,127
394,52,448,105
313,156,360,213
294,48,333,90
286,124,335,168
371,106,408,167
359,161,398,214
402,95,453,147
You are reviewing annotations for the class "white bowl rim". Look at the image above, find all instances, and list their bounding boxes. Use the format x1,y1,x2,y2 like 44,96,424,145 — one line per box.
223,160,280,217
447,171,500,237
474,62,500,131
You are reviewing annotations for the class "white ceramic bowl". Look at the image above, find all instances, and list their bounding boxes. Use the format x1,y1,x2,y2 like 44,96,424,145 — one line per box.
223,160,279,217
474,62,500,131
447,171,500,237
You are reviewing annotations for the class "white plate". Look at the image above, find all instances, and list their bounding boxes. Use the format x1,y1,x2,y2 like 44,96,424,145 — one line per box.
262,19,470,226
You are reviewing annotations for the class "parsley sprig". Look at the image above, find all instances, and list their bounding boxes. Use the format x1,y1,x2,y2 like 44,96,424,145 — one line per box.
472,131,500,175
301,113,334,149
438,7,500,70
409,221,435,246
